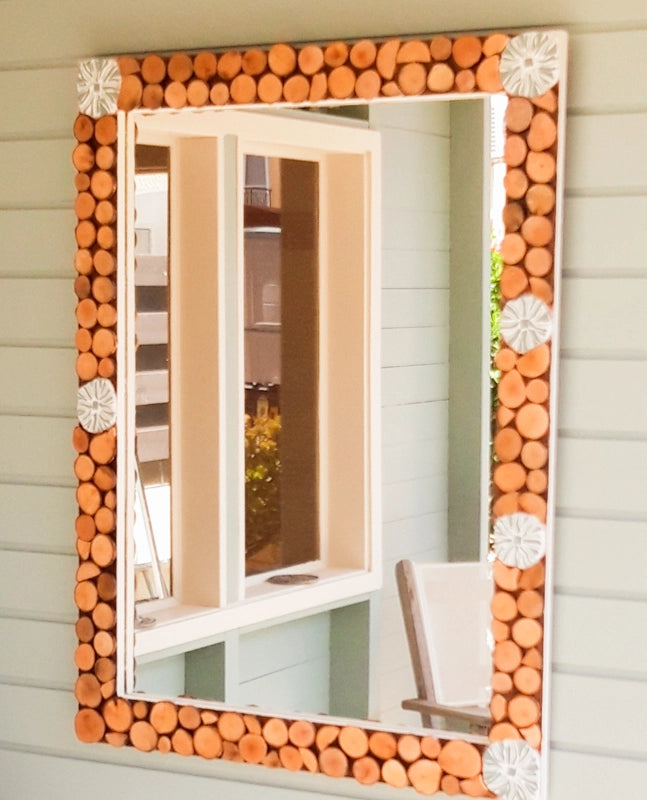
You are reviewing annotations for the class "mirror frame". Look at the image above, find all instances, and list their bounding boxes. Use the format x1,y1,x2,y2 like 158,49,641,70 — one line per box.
72,28,567,799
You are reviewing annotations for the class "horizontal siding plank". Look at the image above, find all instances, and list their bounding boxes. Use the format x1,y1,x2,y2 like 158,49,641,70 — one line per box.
569,30,647,113
382,210,449,252
0,551,76,621
382,400,448,444
0,1,641,67
550,750,647,800
0,619,76,687
239,656,330,714
565,113,647,192
0,484,76,552
560,277,647,354
0,209,75,278
556,438,647,516
383,511,448,561
382,327,448,368
0,278,75,347
0,68,77,137
551,673,647,756
381,130,449,213
0,139,74,207
0,745,403,800
382,288,448,329
381,363,448,406
0,346,76,416
0,416,74,485
554,516,647,597
382,248,449,290
238,615,330,683
382,473,447,523
552,594,647,675
562,196,647,275
370,101,449,136
382,437,447,485
558,359,647,434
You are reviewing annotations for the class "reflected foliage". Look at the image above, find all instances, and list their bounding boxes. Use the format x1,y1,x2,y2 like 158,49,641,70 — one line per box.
245,413,282,560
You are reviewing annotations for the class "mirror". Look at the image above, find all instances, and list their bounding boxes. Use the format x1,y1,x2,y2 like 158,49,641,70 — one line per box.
128,98,500,715
73,29,566,800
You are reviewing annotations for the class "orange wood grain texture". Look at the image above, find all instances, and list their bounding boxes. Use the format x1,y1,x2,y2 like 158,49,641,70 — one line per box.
72,31,560,794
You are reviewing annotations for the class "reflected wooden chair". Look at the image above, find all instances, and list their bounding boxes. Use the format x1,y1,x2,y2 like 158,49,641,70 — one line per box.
395,559,493,733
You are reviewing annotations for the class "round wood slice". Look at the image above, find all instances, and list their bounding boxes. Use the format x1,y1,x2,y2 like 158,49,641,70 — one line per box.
288,719,315,748
408,758,442,795
452,35,482,68
239,732,267,763
368,730,397,759
420,735,441,759
352,755,380,785
319,746,348,778
178,704,202,730
103,697,134,733
339,726,369,759
171,728,194,755
438,740,481,779
218,711,246,742
75,708,105,742
130,720,158,752
298,45,324,76
263,718,288,748
193,725,223,759
430,36,452,60
382,758,409,789
75,672,102,707
150,701,179,735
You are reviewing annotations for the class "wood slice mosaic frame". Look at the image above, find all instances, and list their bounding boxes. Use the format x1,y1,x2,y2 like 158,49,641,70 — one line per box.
72,28,567,800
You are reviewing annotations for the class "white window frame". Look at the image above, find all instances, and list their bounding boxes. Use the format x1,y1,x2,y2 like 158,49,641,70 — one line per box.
119,109,382,676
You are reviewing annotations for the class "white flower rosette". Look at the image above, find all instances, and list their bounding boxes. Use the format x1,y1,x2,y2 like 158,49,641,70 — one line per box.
483,739,541,800
500,32,560,98
500,294,552,355
493,512,546,569
77,378,117,434
78,57,121,117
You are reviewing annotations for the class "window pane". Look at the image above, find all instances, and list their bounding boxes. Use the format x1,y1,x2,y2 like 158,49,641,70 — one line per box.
244,157,319,576
133,147,171,601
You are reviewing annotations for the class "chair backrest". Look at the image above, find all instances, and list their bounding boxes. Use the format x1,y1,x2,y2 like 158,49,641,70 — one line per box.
396,559,493,707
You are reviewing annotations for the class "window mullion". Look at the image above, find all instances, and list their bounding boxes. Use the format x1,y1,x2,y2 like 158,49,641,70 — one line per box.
219,132,245,604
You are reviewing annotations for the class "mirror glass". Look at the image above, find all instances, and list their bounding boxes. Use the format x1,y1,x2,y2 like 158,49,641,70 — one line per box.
125,96,508,727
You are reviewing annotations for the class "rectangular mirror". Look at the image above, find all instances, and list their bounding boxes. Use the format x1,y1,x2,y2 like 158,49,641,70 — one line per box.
73,29,566,800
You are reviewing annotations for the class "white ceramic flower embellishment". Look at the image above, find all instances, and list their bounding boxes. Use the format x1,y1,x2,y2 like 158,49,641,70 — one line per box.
493,513,546,569
500,294,552,354
78,58,121,117
77,378,117,433
500,31,560,98
483,739,540,800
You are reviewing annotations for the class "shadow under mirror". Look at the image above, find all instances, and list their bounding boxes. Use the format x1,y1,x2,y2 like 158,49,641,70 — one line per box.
127,96,507,732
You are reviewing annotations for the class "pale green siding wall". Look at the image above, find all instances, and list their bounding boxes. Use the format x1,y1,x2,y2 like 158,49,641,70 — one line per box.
2,2,647,798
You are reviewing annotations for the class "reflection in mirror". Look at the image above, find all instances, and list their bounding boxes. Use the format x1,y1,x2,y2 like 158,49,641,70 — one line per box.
133,146,171,603
127,97,508,728
244,155,319,575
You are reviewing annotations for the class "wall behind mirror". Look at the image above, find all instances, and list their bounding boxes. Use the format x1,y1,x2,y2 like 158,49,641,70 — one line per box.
73,30,565,799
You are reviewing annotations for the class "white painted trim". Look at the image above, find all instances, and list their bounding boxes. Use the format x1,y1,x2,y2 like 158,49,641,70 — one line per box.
134,568,381,659
129,109,382,662
539,27,568,800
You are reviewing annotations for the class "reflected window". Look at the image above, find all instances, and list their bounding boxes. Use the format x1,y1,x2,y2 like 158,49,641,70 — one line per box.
244,157,319,575
133,150,171,601
128,111,381,646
